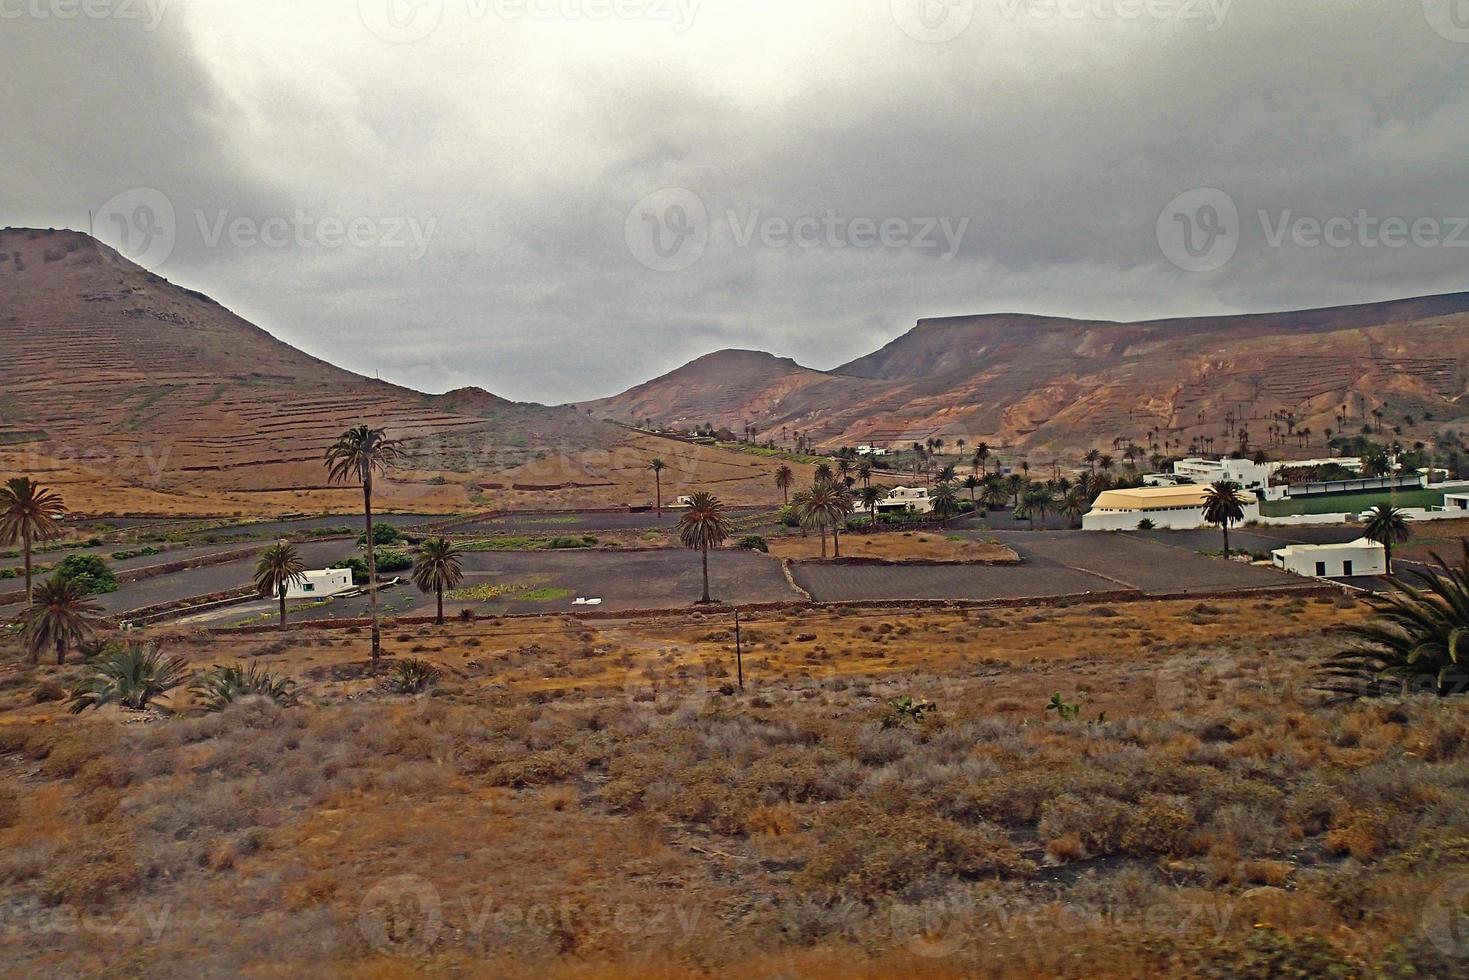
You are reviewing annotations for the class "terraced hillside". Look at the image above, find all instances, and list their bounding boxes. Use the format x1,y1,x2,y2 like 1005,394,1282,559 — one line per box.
0,228,811,514
582,293,1469,457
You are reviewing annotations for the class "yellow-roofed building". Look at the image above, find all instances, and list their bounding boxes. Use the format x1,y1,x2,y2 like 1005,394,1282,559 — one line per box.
1083,485,1260,531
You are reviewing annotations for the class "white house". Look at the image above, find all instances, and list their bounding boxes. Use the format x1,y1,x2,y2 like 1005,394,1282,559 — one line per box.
285,568,356,601
1172,457,1273,492
1082,485,1261,531
1445,493,1469,512
856,445,891,457
1271,538,1386,579
875,486,935,514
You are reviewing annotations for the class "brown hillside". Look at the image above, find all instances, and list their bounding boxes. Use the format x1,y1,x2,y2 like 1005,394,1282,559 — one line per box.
0,229,810,514
583,294,1469,457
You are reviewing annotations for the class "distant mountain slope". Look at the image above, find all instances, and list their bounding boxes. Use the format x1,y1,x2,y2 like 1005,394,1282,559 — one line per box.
583,293,1469,455
0,228,811,514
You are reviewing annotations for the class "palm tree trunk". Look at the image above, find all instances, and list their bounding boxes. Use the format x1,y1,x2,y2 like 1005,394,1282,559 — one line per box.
279,586,288,630
436,585,444,626
1384,541,1392,576
1221,522,1230,559
55,636,65,666
21,525,32,608
819,520,828,558
655,473,662,517
832,521,841,558
364,479,381,669
700,545,711,604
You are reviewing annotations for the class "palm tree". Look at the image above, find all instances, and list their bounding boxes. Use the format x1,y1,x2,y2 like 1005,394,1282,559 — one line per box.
859,484,883,524
856,460,873,488
1362,504,1411,576
930,482,960,528
774,464,795,505
982,478,1009,513
325,424,403,670
649,458,666,516
68,643,189,714
1062,486,1088,528
254,542,306,630
1202,480,1247,558
1318,543,1469,701
676,492,733,604
963,474,980,506
814,462,834,485
798,482,854,557
1016,486,1055,531
19,575,105,665
974,443,991,475
412,537,464,625
1084,449,1101,472
0,477,67,607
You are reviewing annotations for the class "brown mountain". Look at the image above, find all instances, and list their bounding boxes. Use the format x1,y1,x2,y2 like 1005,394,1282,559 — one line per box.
582,293,1469,457
0,228,811,514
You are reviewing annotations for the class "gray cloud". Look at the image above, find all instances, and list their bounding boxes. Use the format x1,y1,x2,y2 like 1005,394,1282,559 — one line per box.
3,0,1467,403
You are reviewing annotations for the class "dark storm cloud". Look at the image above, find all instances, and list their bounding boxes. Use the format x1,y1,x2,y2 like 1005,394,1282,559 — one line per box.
3,0,1467,403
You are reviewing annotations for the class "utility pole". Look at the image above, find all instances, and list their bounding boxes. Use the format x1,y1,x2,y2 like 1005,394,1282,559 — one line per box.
734,609,744,690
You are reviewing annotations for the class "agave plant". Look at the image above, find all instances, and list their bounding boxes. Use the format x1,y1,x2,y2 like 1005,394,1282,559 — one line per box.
69,643,190,714
389,658,440,694
191,662,299,711
1319,543,1469,701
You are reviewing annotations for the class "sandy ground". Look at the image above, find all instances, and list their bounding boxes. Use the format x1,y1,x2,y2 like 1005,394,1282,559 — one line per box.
768,532,1016,563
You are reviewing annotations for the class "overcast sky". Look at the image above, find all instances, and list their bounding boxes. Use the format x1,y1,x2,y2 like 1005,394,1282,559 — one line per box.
4,1,1468,403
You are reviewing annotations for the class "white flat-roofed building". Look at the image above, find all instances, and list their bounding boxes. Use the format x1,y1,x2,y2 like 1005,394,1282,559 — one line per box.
875,485,934,514
1171,457,1272,492
1083,485,1261,531
284,568,356,601
1272,538,1386,579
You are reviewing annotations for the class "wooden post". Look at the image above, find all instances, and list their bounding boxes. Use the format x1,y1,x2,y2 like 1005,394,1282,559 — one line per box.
734,610,744,690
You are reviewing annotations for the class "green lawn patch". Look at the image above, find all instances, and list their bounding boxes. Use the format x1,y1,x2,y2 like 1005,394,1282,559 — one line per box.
1260,488,1443,517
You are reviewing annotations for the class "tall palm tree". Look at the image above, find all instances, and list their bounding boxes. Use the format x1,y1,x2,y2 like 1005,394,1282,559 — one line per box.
814,462,834,485
1062,487,1088,529
412,537,464,625
325,424,403,670
19,575,104,665
254,542,306,630
1362,504,1411,575
797,482,853,557
649,459,666,516
963,474,980,506
0,477,67,607
931,482,960,528
1084,449,1101,472
676,491,733,604
774,464,795,505
1202,480,1247,558
856,460,873,488
859,484,883,524
974,443,991,475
